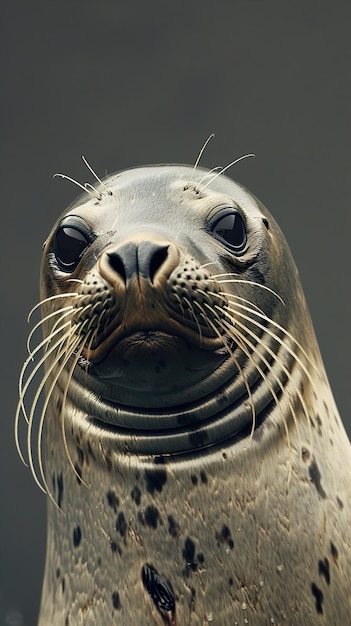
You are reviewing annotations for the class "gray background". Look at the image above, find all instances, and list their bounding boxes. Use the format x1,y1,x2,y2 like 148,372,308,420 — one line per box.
2,2,350,624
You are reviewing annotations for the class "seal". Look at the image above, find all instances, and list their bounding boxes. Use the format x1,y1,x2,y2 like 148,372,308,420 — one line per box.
16,158,351,625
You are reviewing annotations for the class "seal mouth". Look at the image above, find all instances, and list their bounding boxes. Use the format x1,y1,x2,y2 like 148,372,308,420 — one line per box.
75,328,236,399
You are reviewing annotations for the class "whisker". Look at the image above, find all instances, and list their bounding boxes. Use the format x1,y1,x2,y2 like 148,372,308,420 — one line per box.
219,313,292,452
31,332,84,500
216,278,285,307
185,133,215,188
58,335,91,490
81,155,113,196
21,320,74,422
225,301,314,448
219,307,303,441
183,297,203,345
225,298,317,376
27,333,80,493
197,166,223,188
200,154,255,191
17,328,73,431
203,288,265,316
53,173,100,200
49,305,87,341
84,182,102,200
66,278,84,285
28,293,83,321
26,306,74,354
195,301,256,434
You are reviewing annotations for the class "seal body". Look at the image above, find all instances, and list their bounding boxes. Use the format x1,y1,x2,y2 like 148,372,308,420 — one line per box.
20,165,351,624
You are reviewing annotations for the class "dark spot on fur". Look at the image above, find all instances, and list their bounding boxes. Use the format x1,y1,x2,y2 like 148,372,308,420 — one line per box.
182,537,197,572
330,542,339,564
311,582,324,614
74,463,83,485
318,558,330,585
76,445,84,467
144,505,160,529
301,447,311,463
315,415,322,436
168,515,179,538
249,266,266,285
336,496,344,509
309,458,326,498
216,524,234,550
197,552,204,564
107,490,119,512
116,512,127,537
200,470,208,484
144,469,167,494
188,429,208,448
61,577,65,594
262,217,269,230
228,577,234,586
191,474,198,485
131,485,141,505
56,472,64,510
142,563,175,618
73,526,82,548
56,567,60,579
112,591,121,609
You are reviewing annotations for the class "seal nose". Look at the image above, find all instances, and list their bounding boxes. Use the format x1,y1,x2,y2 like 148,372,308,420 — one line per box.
106,241,170,284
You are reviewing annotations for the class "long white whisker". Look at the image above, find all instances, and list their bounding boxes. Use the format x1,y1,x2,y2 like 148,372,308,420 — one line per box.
28,293,83,321
194,301,256,433
219,307,303,440
26,307,74,354
219,313,292,452
31,333,83,499
186,133,215,188
201,154,255,191
53,173,98,199
27,333,79,493
216,278,285,306
17,328,73,431
225,299,317,376
21,320,75,421
58,336,91,490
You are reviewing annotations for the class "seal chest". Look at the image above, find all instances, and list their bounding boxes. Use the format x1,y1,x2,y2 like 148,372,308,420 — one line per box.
17,164,351,624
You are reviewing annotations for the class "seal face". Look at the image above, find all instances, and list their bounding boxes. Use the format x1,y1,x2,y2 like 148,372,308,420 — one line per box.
17,164,351,625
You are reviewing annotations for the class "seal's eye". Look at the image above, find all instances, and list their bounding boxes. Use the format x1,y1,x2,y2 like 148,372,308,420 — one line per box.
54,218,93,272
210,209,247,253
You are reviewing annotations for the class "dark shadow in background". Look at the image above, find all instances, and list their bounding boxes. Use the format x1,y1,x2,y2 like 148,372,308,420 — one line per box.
1,2,350,623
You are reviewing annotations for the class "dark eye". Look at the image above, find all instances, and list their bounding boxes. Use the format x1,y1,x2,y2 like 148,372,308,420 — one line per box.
54,218,93,272
211,209,247,253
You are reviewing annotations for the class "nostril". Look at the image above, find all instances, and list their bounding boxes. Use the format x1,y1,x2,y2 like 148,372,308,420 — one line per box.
107,252,127,284
149,245,169,283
